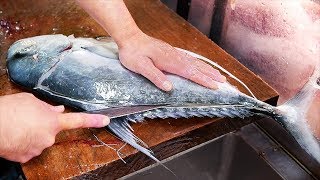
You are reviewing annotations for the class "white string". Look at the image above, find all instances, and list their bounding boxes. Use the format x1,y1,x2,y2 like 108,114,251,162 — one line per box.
175,47,257,99
91,132,127,163
116,143,128,164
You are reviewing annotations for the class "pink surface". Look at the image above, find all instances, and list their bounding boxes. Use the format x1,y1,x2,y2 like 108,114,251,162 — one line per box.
220,0,320,137
188,0,216,36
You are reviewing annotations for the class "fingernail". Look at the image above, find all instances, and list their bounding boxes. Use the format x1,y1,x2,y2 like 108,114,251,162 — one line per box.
87,114,110,127
220,76,227,82
102,116,110,126
204,76,218,90
163,81,173,91
210,83,218,90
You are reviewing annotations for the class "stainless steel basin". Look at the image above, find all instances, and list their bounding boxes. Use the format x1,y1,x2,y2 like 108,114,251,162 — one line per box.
121,124,316,180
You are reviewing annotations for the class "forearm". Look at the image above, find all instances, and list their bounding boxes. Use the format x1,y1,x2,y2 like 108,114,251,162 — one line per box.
0,96,14,159
76,0,141,47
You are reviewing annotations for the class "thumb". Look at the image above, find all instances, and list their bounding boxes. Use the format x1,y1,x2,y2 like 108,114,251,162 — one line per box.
57,113,110,131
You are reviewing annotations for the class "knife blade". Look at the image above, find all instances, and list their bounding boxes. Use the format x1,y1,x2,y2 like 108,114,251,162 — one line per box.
86,104,170,118
86,103,245,119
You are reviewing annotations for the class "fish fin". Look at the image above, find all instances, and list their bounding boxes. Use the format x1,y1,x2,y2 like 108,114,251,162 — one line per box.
276,105,320,163
81,45,119,59
276,66,320,163
107,117,177,177
131,105,254,121
175,48,257,99
107,117,157,159
95,36,114,42
70,36,119,59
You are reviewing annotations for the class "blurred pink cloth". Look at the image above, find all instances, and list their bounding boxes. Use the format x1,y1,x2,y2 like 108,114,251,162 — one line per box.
188,0,216,36
220,0,320,137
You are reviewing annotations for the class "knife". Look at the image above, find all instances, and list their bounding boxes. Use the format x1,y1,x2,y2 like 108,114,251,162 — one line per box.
86,103,244,119
86,104,170,118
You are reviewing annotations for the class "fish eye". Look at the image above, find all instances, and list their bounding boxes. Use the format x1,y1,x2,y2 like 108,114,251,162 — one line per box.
13,44,36,58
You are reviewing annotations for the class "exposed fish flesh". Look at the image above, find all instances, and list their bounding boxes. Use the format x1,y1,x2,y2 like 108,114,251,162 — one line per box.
6,34,320,163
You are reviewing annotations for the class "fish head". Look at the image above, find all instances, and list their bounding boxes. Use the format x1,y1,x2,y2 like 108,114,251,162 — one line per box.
6,34,71,89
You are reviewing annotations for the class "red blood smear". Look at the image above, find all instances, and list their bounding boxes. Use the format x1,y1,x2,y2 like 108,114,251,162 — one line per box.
0,18,24,37
230,5,294,38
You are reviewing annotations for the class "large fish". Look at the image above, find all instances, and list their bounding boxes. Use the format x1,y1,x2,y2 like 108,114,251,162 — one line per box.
6,34,320,163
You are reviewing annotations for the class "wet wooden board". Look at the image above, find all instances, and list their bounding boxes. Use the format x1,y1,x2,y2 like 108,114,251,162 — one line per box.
0,0,278,179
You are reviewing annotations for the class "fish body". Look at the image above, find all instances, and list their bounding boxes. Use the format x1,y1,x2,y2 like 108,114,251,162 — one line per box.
6,34,320,163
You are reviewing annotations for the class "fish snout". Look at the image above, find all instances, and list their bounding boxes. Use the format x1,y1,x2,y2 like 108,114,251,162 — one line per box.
7,40,38,61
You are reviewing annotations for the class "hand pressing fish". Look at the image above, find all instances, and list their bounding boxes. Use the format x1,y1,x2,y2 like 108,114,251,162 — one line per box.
6,34,320,164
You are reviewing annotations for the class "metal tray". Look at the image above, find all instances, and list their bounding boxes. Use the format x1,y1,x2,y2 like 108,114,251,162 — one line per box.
121,124,316,180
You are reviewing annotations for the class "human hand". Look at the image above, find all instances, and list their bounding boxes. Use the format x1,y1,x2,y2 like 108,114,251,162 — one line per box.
76,0,225,91
0,93,109,163
118,32,226,91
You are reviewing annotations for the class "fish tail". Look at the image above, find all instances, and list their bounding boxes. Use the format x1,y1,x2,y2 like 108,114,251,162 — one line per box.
275,65,320,163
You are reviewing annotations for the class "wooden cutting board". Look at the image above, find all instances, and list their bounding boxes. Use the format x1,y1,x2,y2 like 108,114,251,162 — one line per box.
0,0,278,179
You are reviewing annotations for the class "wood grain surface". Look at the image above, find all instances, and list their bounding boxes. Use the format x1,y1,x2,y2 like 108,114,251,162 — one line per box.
0,0,278,179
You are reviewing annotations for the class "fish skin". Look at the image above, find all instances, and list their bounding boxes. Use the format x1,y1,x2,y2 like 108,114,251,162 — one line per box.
6,34,320,163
